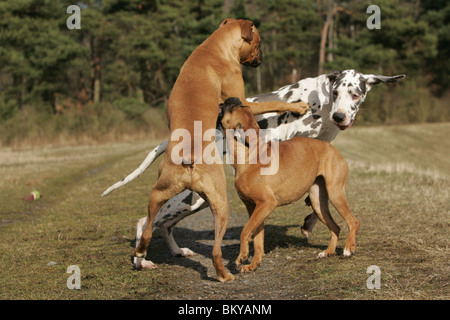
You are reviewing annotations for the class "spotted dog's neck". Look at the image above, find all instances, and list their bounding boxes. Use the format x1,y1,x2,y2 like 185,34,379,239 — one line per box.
247,74,340,142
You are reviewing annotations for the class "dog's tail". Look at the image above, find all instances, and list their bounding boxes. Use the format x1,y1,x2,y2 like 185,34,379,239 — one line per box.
101,140,169,197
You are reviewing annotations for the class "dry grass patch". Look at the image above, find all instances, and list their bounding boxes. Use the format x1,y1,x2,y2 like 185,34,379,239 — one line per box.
0,123,448,299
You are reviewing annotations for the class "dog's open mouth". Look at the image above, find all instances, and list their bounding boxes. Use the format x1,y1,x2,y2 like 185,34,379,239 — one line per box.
336,119,354,131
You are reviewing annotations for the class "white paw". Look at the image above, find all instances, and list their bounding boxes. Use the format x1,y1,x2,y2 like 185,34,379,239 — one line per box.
141,259,157,269
178,248,195,257
343,249,352,257
133,257,157,269
318,251,328,258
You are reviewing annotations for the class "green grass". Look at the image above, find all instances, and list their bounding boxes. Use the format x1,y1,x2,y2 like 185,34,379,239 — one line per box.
0,123,448,300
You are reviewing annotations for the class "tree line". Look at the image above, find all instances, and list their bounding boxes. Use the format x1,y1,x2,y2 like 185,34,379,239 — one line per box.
0,0,448,144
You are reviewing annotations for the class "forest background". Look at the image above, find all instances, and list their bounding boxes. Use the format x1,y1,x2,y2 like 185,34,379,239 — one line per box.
0,0,448,146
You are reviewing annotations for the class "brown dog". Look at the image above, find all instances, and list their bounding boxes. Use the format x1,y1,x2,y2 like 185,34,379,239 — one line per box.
133,19,309,282
219,97,359,273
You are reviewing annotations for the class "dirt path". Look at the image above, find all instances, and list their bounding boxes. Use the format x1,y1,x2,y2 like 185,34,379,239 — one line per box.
138,198,333,300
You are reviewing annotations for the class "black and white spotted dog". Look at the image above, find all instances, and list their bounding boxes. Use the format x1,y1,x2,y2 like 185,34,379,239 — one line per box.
102,69,404,269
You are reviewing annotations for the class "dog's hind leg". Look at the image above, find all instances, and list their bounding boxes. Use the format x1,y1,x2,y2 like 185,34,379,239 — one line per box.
153,191,209,257
309,177,341,258
133,217,156,269
191,164,235,283
133,167,187,269
160,223,194,257
326,180,359,257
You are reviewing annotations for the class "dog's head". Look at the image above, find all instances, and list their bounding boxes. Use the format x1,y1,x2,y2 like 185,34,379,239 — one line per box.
219,18,263,68
219,97,259,132
327,69,405,130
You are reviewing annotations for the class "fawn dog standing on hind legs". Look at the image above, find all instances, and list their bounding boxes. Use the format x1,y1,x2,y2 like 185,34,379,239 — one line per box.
219,97,359,272
131,19,309,282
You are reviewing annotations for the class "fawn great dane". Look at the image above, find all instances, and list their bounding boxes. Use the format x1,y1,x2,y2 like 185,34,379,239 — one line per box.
219,97,359,272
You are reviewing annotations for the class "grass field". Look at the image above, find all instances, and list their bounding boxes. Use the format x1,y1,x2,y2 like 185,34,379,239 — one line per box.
0,122,448,300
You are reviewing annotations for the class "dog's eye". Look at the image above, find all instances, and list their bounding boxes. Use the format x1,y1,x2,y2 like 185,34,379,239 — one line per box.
351,93,360,100
333,90,338,99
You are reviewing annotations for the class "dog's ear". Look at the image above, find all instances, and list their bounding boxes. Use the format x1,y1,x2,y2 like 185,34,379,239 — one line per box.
363,74,405,85
326,70,342,84
219,18,235,28
241,106,259,130
362,74,405,92
240,20,255,43
319,70,341,105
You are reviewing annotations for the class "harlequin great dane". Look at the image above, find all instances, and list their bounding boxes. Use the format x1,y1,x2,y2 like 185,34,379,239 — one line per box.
102,69,404,269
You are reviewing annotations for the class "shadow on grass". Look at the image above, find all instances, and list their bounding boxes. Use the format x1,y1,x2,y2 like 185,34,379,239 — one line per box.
128,224,327,281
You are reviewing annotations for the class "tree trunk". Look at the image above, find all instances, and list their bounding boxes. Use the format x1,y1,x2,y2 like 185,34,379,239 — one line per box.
90,36,102,104
93,78,101,104
327,6,335,63
318,0,336,75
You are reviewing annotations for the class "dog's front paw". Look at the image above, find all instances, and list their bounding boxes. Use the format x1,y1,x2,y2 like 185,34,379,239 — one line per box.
343,248,355,257
291,101,310,115
177,247,195,257
240,263,259,273
133,257,157,270
217,273,235,283
343,242,356,257
317,250,335,258
235,254,249,267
